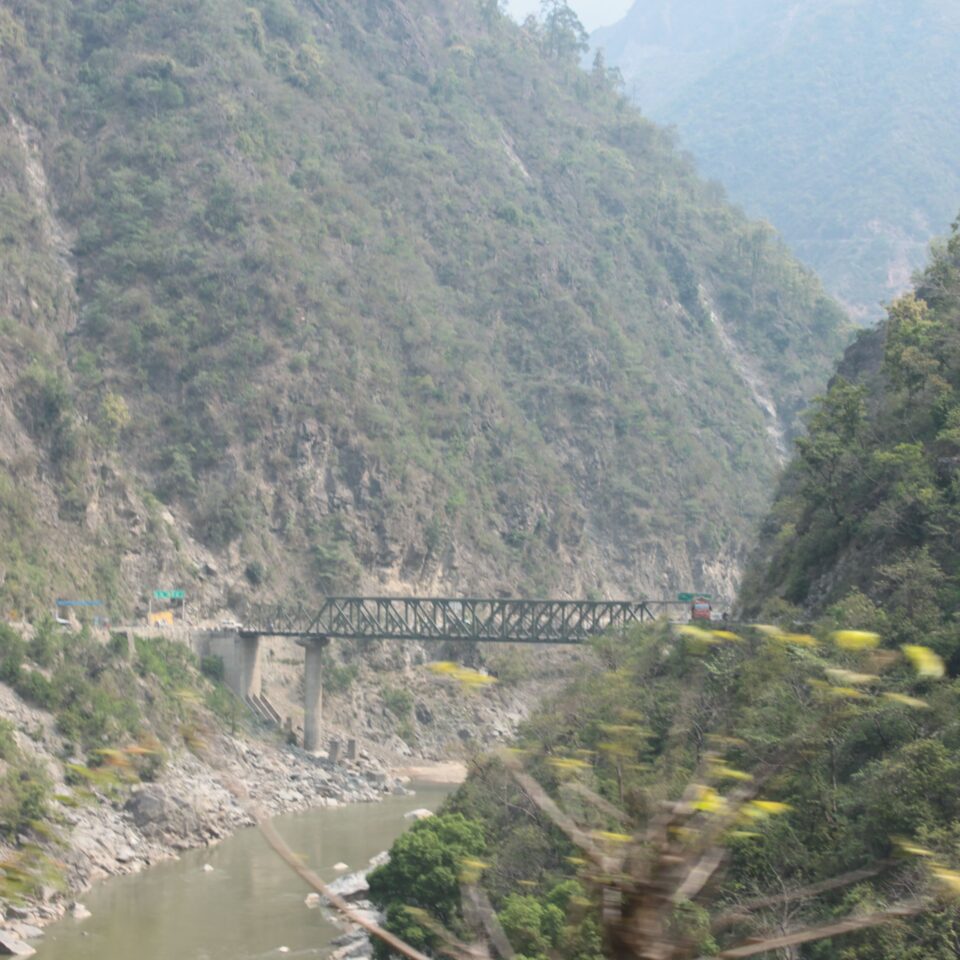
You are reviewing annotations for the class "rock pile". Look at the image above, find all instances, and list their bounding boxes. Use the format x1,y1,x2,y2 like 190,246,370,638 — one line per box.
327,852,392,960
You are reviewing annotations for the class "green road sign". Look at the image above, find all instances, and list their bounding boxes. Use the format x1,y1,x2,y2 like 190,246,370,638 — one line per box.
153,590,186,600
678,593,712,602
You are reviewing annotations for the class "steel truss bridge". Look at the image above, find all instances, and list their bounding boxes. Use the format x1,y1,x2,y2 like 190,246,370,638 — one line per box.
242,597,669,645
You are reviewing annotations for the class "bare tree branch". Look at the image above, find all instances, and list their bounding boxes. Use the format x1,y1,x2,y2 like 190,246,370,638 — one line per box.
561,781,635,826
461,883,516,960
673,846,727,904
712,863,891,931
702,901,925,958
500,750,608,868
400,905,490,960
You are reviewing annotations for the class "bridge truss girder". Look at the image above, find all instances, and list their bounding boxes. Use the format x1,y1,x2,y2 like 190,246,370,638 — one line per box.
242,597,659,644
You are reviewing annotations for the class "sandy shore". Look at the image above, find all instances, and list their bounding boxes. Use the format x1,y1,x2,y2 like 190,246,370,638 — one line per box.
393,761,468,784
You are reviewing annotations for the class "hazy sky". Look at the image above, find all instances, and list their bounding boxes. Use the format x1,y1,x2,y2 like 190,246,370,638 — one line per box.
506,0,633,32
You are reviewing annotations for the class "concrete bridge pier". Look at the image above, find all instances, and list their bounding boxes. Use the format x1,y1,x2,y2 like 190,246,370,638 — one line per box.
303,637,330,754
239,633,262,700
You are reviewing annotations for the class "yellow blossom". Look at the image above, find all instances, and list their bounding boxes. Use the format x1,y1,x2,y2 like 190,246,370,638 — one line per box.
882,692,930,710
825,668,879,685
933,866,960,896
831,630,881,651
710,764,753,782
750,800,792,816
901,645,946,679
780,632,819,646
694,786,727,814
896,840,935,858
677,625,720,643
548,757,590,772
828,686,870,699
592,830,632,844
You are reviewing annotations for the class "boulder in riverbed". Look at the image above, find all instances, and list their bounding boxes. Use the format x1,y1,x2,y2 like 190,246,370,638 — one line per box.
0,931,36,956
327,871,369,900
124,786,202,841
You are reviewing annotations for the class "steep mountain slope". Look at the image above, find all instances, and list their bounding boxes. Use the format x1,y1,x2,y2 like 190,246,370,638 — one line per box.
740,216,960,667
0,0,846,617
595,0,960,321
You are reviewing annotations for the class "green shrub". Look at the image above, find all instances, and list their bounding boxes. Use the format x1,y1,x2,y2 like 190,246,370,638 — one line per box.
108,633,132,658
499,894,565,959
27,617,62,668
0,653,23,685
369,814,486,958
52,665,141,749
383,687,414,719
14,670,56,710
0,761,50,837
323,657,359,694
206,684,245,735
0,719,18,760
244,561,266,586
134,636,196,689
201,654,225,682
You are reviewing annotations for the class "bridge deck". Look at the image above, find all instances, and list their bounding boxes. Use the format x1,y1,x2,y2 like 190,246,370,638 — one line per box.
242,597,667,644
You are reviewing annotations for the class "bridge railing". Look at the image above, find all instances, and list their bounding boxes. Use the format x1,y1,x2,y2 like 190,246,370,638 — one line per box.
242,597,660,644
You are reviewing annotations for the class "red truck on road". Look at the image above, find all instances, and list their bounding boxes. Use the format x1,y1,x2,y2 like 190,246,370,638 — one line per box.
690,597,713,621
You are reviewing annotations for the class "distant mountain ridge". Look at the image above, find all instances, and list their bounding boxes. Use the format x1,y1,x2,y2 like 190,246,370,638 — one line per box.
0,0,847,616
595,0,960,321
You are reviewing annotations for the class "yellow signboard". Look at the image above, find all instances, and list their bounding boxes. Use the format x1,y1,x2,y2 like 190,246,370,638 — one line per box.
149,610,174,626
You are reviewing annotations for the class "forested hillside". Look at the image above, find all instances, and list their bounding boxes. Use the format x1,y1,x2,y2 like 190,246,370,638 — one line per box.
595,0,960,321
740,217,960,668
372,620,960,959
365,218,960,960
0,0,846,616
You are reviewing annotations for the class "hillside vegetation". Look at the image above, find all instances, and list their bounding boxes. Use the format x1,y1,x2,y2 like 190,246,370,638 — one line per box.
0,618,243,897
0,0,846,616
367,220,960,959
595,0,960,321
371,621,960,959
740,216,960,669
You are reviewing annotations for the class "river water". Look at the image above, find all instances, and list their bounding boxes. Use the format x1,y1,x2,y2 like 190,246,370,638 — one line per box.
34,783,455,960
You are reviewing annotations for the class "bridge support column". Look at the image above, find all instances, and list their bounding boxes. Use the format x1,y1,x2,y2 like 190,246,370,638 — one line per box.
303,638,329,754
239,634,262,699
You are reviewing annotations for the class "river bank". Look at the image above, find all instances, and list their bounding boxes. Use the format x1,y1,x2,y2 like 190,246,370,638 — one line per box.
28,783,457,960
392,761,467,784
0,629,565,956
0,714,410,956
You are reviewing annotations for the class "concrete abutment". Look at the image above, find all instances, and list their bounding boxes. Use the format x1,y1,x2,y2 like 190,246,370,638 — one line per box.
192,630,339,755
